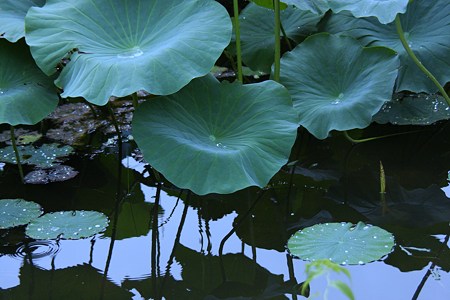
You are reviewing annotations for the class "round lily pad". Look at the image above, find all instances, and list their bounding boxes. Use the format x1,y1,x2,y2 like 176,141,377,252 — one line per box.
132,74,299,195
287,222,395,265
25,0,232,105
25,211,109,240
0,199,42,229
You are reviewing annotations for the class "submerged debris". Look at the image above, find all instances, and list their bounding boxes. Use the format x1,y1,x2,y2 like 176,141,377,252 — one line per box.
24,165,78,184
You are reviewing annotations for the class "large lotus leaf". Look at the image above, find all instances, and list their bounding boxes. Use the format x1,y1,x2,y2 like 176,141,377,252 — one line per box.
374,94,450,125
0,199,42,229
279,33,399,139
0,39,58,125
25,0,232,105
25,210,109,240
240,3,323,73
132,75,299,195
282,0,330,15
288,222,395,265
324,0,450,93
0,0,45,42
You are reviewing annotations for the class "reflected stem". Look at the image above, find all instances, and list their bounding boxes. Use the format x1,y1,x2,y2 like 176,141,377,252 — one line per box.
161,195,189,295
287,254,298,300
343,129,426,144
10,126,24,184
233,0,243,82
151,182,162,299
131,92,139,108
273,0,281,82
394,15,450,106
107,102,123,157
219,190,266,282
412,234,450,300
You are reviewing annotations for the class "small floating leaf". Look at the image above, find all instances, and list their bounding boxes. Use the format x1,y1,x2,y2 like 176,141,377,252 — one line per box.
373,94,450,125
26,211,109,240
0,199,42,229
0,143,73,168
288,222,395,265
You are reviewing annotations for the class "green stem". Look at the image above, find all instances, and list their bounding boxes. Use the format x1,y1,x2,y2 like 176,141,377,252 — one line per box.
233,0,243,82
395,15,450,106
10,126,24,183
131,92,139,108
343,129,425,144
273,0,281,82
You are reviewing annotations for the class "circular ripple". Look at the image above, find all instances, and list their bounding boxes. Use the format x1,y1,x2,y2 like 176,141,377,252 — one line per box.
12,240,60,261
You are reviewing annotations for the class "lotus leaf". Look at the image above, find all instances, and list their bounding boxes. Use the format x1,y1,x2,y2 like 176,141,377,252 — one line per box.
25,0,232,105
0,0,44,42
0,199,42,229
324,0,450,93
26,210,109,240
133,75,299,195
239,3,322,73
288,222,395,265
373,94,450,125
282,0,329,15
279,33,399,139
0,39,58,125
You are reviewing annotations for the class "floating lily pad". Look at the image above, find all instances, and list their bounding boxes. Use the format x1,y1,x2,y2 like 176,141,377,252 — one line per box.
279,33,399,139
324,0,450,93
132,75,299,195
0,39,58,126
26,211,109,240
0,199,42,229
0,143,73,168
373,94,450,125
25,0,232,105
0,0,45,42
239,3,322,72
288,222,395,265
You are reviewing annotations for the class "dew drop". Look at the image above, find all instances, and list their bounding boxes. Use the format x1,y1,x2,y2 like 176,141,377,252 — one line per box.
358,261,364,265
117,47,144,59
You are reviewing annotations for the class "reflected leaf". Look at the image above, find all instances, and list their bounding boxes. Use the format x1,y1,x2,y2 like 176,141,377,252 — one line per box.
25,0,232,105
280,33,399,139
288,222,395,265
0,263,132,299
0,199,42,229
327,171,450,227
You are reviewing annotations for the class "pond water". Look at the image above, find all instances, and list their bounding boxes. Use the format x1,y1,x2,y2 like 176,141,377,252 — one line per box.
1,105,450,300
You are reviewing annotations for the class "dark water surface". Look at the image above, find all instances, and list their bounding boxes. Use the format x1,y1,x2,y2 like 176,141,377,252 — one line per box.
1,119,450,300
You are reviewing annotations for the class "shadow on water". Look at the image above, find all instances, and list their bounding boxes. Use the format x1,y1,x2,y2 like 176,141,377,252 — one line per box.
1,116,450,299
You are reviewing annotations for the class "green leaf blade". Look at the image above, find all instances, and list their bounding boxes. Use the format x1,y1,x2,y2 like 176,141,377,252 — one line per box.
0,199,42,229
132,75,299,195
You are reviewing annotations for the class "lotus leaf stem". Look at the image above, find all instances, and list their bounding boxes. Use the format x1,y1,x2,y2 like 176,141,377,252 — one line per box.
395,15,450,106
107,102,123,154
343,129,426,144
233,0,243,82
273,0,281,82
10,126,24,184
